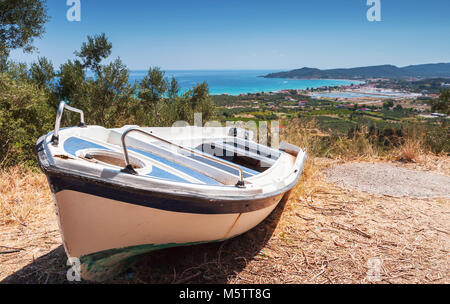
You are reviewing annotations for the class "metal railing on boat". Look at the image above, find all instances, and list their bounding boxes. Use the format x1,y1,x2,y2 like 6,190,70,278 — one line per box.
120,128,246,188
52,101,86,146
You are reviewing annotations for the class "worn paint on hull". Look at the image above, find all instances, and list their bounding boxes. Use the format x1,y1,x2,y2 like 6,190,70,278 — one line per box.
79,240,222,282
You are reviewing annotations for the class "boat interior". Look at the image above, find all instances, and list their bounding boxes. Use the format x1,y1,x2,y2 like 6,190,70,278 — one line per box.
51,125,290,187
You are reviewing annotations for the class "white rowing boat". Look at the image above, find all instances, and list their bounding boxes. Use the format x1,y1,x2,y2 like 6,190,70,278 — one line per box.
36,101,307,281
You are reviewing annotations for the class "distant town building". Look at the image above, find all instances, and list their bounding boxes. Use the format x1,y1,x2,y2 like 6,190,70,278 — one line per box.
419,113,449,119
431,113,447,117
285,96,296,102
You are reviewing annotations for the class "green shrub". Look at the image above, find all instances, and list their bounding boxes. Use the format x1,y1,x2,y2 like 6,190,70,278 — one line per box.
0,73,54,167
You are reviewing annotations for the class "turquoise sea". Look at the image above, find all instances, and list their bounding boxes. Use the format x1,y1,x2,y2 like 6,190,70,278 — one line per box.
129,70,362,96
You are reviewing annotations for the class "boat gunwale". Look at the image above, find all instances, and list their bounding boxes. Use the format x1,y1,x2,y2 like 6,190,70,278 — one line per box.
36,134,306,214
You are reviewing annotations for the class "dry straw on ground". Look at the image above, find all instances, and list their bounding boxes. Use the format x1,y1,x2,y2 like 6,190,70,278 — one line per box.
0,120,449,283
0,166,53,227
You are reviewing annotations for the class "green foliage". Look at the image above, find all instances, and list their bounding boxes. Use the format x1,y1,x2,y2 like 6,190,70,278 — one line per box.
30,57,55,88
74,33,112,71
183,82,215,124
0,0,222,168
0,31,220,167
168,77,180,100
431,89,449,115
0,0,48,57
394,104,403,111
134,68,215,126
423,119,449,154
85,58,136,127
53,34,216,129
0,73,54,166
56,35,135,127
0,55,7,72
390,78,450,94
211,94,242,106
57,60,85,99
254,111,277,120
136,67,169,125
3,61,30,82
0,1,53,166
383,100,394,109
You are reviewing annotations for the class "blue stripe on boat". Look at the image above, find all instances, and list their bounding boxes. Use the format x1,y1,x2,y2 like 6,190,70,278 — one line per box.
63,137,191,184
129,147,221,186
147,167,191,183
188,154,258,178
64,137,110,156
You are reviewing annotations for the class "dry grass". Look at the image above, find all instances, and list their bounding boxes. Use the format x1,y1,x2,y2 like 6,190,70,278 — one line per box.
395,138,423,163
327,132,379,161
283,118,383,162
393,130,424,163
0,166,53,227
282,119,323,198
0,124,449,283
0,167,60,283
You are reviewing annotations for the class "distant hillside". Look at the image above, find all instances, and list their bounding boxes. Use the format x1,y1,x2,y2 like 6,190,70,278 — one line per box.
263,63,450,80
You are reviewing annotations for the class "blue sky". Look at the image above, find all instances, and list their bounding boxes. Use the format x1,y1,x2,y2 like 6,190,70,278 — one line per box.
9,0,450,70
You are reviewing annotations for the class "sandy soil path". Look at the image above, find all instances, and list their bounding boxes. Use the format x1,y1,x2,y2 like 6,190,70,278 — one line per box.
325,162,450,198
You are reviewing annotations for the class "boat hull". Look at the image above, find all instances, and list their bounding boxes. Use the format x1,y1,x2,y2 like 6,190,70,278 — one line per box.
47,173,286,281
35,127,306,281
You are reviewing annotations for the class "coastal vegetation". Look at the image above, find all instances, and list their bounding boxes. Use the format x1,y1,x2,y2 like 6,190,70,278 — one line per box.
0,33,215,167
373,78,450,95
1,1,448,168
431,89,449,115
0,0,48,69
212,88,449,155
0,1,215,167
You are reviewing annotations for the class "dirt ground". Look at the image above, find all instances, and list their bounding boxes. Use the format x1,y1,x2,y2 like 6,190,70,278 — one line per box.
1,158,449,284
325,162,450,198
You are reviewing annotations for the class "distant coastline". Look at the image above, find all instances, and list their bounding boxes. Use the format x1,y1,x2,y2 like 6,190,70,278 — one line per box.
259,75,367,83
263,63,450,80
129,70,363,96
